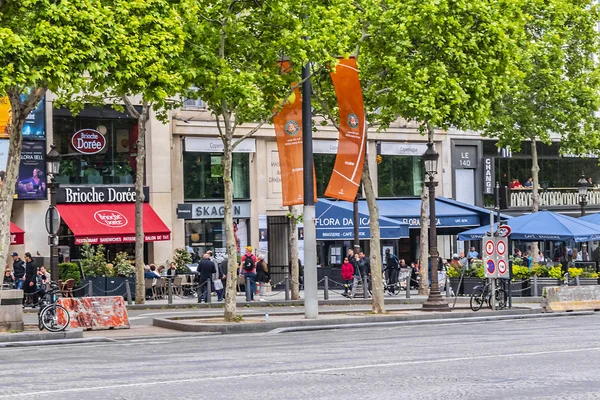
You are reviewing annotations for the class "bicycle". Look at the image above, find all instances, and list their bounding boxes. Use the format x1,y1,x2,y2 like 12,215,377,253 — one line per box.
37,282,70,332
469,279,507,311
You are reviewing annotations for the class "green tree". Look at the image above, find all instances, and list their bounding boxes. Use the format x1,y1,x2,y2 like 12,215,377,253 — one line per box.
187,0,358,321
484,0,600,234
0,0,112,288
89,0,194,304
315,0,526,311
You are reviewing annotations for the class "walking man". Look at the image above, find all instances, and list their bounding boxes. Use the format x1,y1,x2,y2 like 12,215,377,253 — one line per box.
11,252,25,290
197,254,215,303
23,252,38,305
384,248,400,294
240,246,257,301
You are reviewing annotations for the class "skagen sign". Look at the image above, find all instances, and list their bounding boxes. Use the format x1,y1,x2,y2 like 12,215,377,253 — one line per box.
72,129,106,154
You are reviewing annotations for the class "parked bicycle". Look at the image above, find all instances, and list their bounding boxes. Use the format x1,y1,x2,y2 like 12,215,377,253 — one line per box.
37,282,70,332
470,279,507,311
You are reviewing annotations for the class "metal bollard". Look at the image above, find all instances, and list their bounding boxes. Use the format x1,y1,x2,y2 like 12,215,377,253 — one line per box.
167,278,173,305
533,274,538,297
406,268,411,299
125,279,132,305
88,280,93,297
575,276,581,286
445,272,451,298
363,276,369,299
246,277,251,302
285,276,290,301
206,278,212,304
324,276,329,300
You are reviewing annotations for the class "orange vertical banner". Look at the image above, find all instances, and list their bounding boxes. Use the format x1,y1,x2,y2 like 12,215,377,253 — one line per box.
273,62,305,206
0,97,10,138
325,57,366,202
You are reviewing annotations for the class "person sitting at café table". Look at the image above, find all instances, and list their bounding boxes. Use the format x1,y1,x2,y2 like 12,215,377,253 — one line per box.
166,262,178,277
3,266,14,287
510,178,524,189
524,177,533,188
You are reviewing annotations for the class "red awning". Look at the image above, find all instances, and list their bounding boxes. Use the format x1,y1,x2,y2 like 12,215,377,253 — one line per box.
10,222,24,245
56,203,171,245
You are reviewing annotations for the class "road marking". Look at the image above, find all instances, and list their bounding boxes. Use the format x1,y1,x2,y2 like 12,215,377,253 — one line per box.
2,346,600,397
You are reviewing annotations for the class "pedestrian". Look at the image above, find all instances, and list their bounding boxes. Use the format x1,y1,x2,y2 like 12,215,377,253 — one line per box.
351,252,363,298
11,252,25,290
215,255,228,302
4,266,14,288
467,247,479,259
459,251,468,268
384,248,400,294
36,266,50,301
240,246,257,301
255,255,270,300
197,254,215,303
23,252,38,306
341,257,354,297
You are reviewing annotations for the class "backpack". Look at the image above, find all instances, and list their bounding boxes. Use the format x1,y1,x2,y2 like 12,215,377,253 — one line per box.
388,255,400,269
243,255,255,271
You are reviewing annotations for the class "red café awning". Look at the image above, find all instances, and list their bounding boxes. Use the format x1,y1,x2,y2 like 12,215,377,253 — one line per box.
56,203,171,245
10,222,24,245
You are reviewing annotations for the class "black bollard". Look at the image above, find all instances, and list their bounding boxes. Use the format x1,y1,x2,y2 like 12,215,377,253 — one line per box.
324,276,329,300
125,279,132,305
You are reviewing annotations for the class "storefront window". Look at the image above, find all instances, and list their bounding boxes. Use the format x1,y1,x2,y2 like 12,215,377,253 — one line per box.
53,116,137,185
315,154,336,197
184,153,249,200
185,219,249,258
378,156,423,197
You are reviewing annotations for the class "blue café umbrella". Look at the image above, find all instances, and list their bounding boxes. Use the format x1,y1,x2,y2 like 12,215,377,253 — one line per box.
580,212,600,226
458,210,600,242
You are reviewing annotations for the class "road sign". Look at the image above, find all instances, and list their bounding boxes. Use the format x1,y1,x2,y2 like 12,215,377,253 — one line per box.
498,259,508,275
45,207,61,235
486,259,496,274
496,225,511,237
497,239,507,256
485,240,495,256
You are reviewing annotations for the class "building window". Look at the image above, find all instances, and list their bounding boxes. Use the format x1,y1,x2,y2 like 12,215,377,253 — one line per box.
53,116,137,185
183,152,249,200
378,156,423,197
315,153,336,197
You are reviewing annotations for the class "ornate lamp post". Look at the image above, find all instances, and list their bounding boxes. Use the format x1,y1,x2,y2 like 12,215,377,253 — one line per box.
46,145,61,281
422,142,449,311
578,173,588,217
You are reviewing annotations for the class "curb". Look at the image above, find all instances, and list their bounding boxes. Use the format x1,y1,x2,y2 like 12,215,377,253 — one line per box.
0,337,116,348
269,311,596,334
0,328,84,344
152,307,564,335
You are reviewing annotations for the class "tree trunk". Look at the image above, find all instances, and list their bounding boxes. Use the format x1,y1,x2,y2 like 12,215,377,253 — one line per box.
0,88,46,292
288,205,300,300
530,137,540,261
418,181,429,295
222,133,238,321
124,97,148,305
362,157,385,313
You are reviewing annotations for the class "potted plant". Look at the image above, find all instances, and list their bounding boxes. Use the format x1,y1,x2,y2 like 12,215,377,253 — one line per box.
80,242,110,296
578,268,599,285
173,248,192,274
511,265,533,297
106,252,136,298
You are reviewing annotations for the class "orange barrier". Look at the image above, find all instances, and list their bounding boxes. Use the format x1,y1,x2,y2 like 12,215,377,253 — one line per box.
58,296,130,330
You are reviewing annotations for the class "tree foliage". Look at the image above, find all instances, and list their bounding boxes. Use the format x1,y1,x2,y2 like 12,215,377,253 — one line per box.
483,0,600,153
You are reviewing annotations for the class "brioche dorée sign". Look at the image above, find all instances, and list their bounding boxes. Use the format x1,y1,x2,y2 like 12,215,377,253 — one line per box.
72,129,106,154
94,210,128,228
57,186,150,204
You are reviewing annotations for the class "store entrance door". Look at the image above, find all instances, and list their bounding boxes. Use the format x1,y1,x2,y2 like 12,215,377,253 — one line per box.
267,216,290,287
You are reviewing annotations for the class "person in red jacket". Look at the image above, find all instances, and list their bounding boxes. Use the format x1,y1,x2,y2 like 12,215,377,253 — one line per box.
341,257,354,297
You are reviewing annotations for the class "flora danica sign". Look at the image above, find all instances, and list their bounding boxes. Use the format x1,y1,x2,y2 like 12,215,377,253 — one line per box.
72,129,106,154
57,186,150,204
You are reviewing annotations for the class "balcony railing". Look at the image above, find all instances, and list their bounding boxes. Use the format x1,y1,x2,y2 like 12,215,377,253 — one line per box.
510,187,600,208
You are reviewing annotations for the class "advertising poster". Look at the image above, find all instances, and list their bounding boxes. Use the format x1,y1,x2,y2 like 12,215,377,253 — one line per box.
0,95,45,140
16,141,46,200
0,139,8,173
258,214,268,262
297,222,305,266
325,58,366,202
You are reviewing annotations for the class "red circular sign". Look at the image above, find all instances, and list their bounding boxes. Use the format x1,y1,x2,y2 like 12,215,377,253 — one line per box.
485,240,495,256
497,225,512,237
498,259,507,274
94,210,128,228
72,129,106,154
497,240,507,256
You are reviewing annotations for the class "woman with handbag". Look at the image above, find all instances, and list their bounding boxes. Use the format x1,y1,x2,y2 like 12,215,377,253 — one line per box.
255,255,270,300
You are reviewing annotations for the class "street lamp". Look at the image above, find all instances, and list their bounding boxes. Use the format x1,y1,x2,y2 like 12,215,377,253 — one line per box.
421,142,449,311
46,145,61,281
578,173,588,217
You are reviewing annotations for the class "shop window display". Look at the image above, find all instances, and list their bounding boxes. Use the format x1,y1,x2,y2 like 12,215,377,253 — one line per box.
378,155,424,197
184,153,250,200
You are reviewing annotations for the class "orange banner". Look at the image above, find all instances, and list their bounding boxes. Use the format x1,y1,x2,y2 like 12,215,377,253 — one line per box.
273,63,305,206
0,96,10,138
325,58,366,202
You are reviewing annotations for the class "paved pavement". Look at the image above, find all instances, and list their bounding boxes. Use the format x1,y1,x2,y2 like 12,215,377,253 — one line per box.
1,313,599,399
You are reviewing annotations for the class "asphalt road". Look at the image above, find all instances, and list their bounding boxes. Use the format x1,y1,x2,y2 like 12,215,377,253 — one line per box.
2,314,600,399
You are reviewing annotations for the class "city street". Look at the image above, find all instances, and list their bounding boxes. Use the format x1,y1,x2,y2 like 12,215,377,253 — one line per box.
1,313,600,399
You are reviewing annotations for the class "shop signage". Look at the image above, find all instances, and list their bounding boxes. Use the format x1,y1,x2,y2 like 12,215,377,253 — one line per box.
379,142,428,156
57,186,150,204
313,140,339,154
483,157,495,195
176,201,251,219
453,146,477,169
72,129,106,154
94,210,128,228
185,137,256,153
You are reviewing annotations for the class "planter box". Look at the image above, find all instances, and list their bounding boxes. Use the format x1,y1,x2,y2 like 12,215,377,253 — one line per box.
106,277,135,298
576,278,599,286
449,278,463,295
510,279,532,297
462,277,484,296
